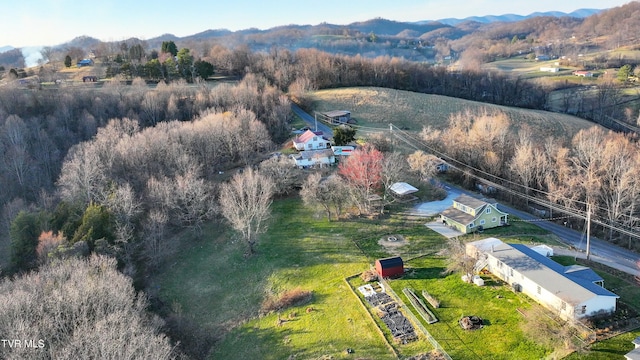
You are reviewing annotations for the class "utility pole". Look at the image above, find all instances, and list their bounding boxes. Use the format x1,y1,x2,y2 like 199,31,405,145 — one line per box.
586,203,591,261
314,112,318,132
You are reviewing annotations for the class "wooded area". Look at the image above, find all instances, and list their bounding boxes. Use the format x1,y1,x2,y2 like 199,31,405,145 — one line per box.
2,4,640,356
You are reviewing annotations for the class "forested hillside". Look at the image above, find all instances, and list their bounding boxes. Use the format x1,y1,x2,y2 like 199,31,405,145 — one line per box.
1,3,640,358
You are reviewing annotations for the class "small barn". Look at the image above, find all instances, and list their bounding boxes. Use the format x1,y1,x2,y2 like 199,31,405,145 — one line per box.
323,110,351,124
375,257,404,278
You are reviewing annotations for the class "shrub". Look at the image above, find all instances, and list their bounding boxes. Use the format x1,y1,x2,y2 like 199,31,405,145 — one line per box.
361,269,379,282
261,288,313,313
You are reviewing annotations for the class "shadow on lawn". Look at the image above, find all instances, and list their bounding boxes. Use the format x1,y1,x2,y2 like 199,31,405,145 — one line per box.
212,326,302,359
404,266,447,280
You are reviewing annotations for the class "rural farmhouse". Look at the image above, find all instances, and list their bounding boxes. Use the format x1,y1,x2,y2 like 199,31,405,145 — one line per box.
290,149,335,168
440,194,508,234
467,238,619,321
293,130,331,151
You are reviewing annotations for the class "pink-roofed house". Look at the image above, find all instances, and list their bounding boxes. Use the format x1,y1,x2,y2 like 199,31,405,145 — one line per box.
293,130,331,151
573,70,593,77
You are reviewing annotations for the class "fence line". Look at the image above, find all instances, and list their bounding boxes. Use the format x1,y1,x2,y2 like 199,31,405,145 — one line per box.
344,275,399,359
379,278,453,360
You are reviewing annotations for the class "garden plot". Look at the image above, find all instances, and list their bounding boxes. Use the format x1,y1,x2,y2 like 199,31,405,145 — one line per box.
363,289,417,343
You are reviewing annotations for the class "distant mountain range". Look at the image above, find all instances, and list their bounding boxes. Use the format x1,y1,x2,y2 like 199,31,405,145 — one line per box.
0,7,609,67
429,9,601,26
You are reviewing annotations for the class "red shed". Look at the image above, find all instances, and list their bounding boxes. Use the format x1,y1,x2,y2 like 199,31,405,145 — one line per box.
375,257,404,278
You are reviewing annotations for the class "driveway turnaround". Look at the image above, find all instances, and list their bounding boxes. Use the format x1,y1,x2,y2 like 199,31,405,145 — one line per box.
426,221,464,239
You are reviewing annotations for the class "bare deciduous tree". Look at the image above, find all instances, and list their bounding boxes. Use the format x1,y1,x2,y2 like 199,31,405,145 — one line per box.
142,209,170,268
219,168,274,255
300,173,350,221
407,150,439,182
57,142,108,205
439,237,476,282
0,255,176,360
259,156,300,195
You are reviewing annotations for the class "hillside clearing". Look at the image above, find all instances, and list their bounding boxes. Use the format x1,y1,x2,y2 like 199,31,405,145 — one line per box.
311,87,599,140
155,194,614,359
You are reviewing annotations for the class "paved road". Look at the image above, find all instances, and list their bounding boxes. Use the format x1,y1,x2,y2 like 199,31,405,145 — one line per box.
442,183,640,277
498,203,640,276
291,104,333,137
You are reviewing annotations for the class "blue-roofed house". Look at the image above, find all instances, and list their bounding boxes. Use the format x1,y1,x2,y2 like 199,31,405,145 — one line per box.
77,59,94,67
466,238,618,321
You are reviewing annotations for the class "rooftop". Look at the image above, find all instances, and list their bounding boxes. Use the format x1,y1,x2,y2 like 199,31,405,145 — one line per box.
293,130,326,144
473,238,618,305
389,182,418,196
454,194,489,209
291,149,334,160
440,207,475,225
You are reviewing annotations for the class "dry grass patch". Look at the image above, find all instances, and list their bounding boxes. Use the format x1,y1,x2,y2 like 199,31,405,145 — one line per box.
311,87,598,140
261,288,313,314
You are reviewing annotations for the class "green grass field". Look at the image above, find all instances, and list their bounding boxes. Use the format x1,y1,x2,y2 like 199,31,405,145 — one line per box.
310,87,598,140
155,194,640,359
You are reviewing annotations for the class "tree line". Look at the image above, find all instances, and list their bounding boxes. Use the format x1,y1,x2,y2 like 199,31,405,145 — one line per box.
2,37,640,357
419,111,640,249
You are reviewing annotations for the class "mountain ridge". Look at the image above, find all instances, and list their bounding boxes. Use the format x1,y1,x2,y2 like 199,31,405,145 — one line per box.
427,8,602,26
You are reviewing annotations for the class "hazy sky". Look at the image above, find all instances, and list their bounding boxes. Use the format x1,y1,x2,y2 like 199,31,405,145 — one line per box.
2,0,634,48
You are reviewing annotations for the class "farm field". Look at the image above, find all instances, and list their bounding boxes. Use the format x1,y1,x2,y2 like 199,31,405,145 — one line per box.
310,87,598,140
154,192,640,359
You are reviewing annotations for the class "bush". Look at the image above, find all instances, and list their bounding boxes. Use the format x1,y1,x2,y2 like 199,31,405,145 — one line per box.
361,269,379,282
261,288,313,313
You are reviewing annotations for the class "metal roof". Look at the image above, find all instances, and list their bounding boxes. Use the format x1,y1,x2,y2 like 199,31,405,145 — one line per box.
292,149,335,160
454,194,488,209
477,239,618,304
389,182,418,196
293,130,326,145
440,207,475,225
323,110,350,118
376,256,403,268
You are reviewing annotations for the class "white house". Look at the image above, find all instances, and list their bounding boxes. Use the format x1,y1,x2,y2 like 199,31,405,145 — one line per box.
467,238,618,321
625,336,640,360
290,149,335,168
573,70,594,77
540,67,559,72
293,130,331,151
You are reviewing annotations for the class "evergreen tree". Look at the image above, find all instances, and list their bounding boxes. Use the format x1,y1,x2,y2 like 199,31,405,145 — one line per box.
194,59,215,79
64,55,72,68
333,125,356,146
177,48,194,79
71,204,115,249
10,211,41,272
161,41,178,56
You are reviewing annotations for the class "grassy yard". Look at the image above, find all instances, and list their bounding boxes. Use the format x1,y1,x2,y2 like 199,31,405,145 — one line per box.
156,194,640,359
157,198,444,359
310,87,597,140
387,256,554,360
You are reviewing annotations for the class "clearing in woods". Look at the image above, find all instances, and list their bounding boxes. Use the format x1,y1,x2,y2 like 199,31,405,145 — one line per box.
310,87,598,140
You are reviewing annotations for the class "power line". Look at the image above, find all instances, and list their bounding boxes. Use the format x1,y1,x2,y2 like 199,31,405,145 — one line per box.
309,114,640,239
387,123,640,241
